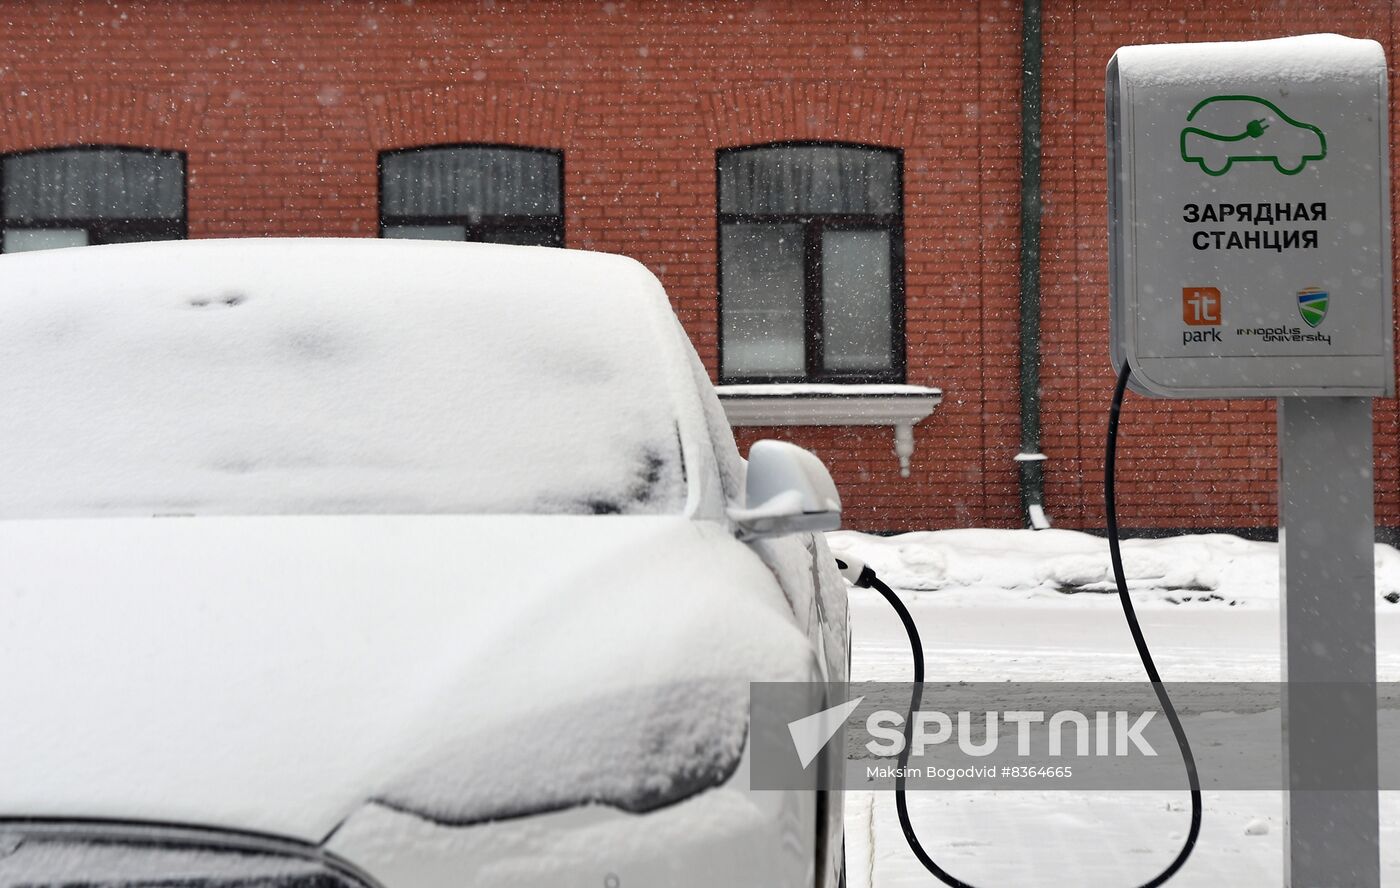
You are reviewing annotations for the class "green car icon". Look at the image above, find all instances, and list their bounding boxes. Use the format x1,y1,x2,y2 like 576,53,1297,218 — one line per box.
1180,95,1326,176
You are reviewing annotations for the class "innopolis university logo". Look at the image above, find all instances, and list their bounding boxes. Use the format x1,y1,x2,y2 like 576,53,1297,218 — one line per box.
1297,287,1329,328
1180,95,1327,176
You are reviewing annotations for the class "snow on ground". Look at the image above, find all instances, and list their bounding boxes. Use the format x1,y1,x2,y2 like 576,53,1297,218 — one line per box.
831,528,1400,887
830,527,1400,608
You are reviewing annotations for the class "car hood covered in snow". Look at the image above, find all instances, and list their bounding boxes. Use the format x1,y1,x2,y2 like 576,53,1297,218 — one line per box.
0,515,814,842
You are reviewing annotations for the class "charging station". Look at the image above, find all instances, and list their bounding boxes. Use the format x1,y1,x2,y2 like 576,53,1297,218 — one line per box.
1108,34,1392,886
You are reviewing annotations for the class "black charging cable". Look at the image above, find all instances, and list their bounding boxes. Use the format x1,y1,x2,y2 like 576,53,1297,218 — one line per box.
836,360,1201,887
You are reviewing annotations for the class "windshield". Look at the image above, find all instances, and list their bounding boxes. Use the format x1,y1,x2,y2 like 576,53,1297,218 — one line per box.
0,240,687,519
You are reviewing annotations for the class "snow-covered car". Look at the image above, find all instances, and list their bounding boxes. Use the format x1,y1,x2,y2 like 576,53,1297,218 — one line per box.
0,239,850,888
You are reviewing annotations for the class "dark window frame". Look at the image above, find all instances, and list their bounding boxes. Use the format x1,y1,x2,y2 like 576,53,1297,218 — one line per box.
376,143,566,247
0,145,188,252
716,140,906,385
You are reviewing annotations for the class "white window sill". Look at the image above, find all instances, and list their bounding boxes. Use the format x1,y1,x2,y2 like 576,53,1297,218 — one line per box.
715,383,943,477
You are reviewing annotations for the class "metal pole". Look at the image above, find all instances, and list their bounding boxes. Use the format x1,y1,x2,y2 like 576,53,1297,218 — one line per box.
1016,0,1048,528
1277,396,1379,888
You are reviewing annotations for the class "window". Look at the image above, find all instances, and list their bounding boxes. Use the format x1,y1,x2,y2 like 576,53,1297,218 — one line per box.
718,143,904,383
0,146,186,253
379,145,564,247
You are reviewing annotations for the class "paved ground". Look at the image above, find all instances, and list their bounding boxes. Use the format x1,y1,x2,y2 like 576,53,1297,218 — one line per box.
844,590,1400,887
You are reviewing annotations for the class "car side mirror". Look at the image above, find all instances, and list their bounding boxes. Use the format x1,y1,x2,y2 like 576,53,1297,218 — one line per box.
727,439,842,540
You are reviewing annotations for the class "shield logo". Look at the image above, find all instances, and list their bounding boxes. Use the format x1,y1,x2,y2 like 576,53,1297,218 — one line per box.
1297,287,1329,328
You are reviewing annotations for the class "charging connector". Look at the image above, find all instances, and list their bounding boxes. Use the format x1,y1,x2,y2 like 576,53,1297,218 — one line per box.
847,360,1201,887
834,556,875,589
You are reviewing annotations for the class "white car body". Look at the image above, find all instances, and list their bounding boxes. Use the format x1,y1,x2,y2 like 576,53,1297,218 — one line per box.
0,240,849,887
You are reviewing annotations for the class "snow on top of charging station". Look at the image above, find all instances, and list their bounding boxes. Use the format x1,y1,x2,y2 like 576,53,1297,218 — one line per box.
1114,33,1385,87
0,238,690,519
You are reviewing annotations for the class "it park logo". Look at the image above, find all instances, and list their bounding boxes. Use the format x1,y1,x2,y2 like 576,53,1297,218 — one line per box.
1182,286,1222,325
1297,287,1329,328
1182,286,1222,345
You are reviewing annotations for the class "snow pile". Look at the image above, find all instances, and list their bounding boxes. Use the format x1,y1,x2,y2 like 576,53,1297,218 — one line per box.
378,676,750,825
827,528,1400,607
0,239,687,518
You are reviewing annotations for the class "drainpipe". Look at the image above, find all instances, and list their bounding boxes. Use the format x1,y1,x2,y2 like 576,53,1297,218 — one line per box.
1016,0,1050,529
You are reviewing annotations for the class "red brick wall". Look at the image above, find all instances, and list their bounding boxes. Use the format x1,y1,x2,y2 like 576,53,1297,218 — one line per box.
0,0,1395,533
1040,0,1399,532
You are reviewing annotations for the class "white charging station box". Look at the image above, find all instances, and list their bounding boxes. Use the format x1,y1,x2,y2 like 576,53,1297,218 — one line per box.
1107,34,1393,398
